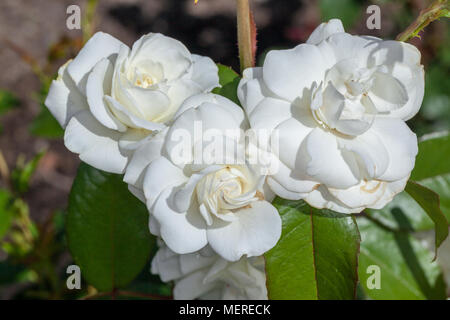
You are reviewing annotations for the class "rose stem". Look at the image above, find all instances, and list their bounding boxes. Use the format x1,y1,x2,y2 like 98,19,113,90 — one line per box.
236,0,255,72
396,0,449,42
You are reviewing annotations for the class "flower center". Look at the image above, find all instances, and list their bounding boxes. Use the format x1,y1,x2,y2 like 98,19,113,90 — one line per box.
134,75,154,89
196,166,259,219
308,65,377,136
128,61,164,89
343,75,373,98
326,60,376,99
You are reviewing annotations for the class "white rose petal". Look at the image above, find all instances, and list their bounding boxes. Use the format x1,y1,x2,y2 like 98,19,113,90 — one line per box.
67,32,124,93
206,200,281,261
306,18,345,45
64,110,128,174
44,61,88,128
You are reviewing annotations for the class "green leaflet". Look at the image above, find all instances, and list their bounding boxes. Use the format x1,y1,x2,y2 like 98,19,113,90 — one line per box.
212,64,241,106
358,218,447,300
265,198,360,300
405,181,449,255
66,164,155,292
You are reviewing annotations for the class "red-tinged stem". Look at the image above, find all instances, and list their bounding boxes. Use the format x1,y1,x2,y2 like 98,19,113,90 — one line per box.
237,0,255,72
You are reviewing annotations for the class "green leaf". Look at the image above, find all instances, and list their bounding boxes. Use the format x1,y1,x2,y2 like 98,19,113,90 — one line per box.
412,133,450,221
358,218,447,300
216,64,240,87
319,0,361,29
405,181,449,254
0,189,14,239
264,198,360,300
412,133,450,182
0,90,19,115
11,151,45,194
66,163,155,292
212,64,241,105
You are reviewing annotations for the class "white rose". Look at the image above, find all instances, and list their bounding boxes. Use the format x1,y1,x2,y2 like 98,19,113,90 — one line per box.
45,32,219,174
151,242,268,300
238,19,423,213
140,93,281,261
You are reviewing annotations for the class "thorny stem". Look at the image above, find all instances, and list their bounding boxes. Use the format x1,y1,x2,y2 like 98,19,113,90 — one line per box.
236,0,254,72
396,0,449,42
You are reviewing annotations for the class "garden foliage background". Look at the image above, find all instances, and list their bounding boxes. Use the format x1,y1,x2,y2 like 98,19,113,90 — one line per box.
0,0,448,299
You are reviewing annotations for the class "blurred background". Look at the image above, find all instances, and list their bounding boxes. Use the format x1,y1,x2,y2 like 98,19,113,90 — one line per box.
0,0,448,299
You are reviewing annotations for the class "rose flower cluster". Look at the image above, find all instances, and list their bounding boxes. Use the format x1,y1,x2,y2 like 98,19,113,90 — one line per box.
45,19,424,300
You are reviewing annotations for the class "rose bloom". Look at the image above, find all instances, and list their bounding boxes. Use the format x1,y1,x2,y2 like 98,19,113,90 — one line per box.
134,93,281,261
151,241,267,300
238,19,424,213
45,32,219,174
